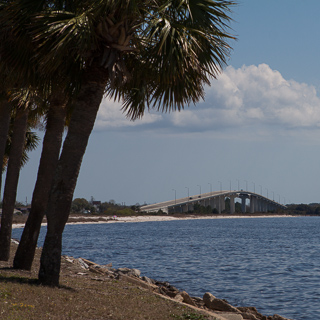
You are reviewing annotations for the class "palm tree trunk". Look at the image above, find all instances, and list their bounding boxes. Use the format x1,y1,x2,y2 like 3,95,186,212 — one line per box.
0,100,11,197
38,66,108,286
13,97,67,270
0,107,29,261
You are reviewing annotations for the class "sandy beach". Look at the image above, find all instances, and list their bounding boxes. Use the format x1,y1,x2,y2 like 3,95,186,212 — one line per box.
12,213,296,229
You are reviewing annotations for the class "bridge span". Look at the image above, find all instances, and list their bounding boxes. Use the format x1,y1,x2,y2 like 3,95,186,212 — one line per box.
140,190,287,214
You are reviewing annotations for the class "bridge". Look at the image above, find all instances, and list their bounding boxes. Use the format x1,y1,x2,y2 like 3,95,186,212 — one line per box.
140,190,287,214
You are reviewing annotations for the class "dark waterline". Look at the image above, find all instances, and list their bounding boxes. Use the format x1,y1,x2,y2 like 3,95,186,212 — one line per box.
12,216,320,320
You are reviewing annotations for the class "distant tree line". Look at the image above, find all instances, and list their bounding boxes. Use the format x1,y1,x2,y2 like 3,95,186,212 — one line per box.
286,203,320,215
71,198,140,216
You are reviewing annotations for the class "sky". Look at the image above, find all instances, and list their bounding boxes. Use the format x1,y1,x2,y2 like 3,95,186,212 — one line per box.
9,0,320,206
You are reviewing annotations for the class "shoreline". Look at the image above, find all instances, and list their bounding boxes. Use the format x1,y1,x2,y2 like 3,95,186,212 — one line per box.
9,215,297,320
12,213,298,229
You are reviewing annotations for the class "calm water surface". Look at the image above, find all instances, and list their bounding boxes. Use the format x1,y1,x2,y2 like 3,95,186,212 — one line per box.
12,216,320,320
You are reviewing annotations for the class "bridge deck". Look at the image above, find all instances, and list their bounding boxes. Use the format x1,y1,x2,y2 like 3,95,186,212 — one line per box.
141,190,286,213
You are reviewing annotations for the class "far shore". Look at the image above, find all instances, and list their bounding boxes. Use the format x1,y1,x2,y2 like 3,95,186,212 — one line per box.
12,213,300,229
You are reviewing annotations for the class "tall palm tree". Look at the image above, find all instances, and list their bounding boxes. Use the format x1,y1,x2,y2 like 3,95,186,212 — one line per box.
0,0,70,269
0,106,29,260
13,94,68,270
2,0,236,285
0,99,11,196
2,116,40,175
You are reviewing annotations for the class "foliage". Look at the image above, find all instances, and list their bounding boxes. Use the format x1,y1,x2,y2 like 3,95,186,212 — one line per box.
71,198,136,216
130,204,141,212
235,202,242,213
193,203,214,214
286,203,320,215
71,198,91,213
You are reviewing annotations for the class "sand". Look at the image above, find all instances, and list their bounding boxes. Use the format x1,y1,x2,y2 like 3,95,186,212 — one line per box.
12,213,295,229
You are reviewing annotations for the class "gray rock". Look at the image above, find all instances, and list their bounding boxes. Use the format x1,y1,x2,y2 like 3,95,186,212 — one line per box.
117,267,131,274
117,267,141,277
181,291,197,307
130,268,141,277
77,258,89,269
141,276,153,284
203,292,240,313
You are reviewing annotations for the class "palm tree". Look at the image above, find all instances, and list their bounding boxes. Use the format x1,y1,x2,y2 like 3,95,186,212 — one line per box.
0,106,29,260
0,99,11,196
0,0,70,269
13,95,68,270
2,116,40,175
2,0,236,285
0,87,43,261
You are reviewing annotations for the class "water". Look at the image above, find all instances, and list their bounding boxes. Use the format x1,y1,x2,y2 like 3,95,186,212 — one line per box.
12,216,320,320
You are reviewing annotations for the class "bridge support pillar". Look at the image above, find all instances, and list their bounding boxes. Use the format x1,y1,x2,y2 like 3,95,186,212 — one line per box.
241,197,246,213
210,197,218,211
221,196,225,213
217,196,225,214
250,195,255,213
262,200,267,213
257,198,262,212
230,195,236,214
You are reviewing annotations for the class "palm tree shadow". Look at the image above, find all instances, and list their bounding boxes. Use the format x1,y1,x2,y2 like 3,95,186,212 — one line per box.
0,267,74,290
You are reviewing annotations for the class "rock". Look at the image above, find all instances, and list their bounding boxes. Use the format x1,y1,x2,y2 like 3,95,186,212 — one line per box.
77,258,89,269
155,280,171,287
191,296,206,308
165,290,179,298
117,267,131,274
203,292,240,313
217,313,243,320
238,307,263,320
65,256,74,264
241,313,259,320
141,276,154,285
130,268,141,277
268,315,291,320
89,265,104,274
117,267,141,277
174,294,184,302
180,291,197,307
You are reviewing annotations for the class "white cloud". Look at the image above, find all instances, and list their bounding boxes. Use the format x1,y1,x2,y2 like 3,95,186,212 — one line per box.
94,97,162,130
94,64,320,135
172,64,320,131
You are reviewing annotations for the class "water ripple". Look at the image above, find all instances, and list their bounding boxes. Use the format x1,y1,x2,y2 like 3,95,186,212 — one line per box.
12,216,320,320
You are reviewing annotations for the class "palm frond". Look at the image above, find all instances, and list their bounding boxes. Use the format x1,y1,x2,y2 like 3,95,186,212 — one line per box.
112,0,236,119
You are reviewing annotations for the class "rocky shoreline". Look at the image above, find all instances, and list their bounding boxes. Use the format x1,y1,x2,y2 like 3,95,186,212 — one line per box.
65,255,292,320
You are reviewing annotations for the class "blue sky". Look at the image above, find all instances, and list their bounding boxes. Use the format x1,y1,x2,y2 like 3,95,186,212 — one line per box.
10,0,320,206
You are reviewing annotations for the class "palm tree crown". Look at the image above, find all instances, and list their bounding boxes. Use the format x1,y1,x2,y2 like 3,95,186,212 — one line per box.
2,0,235,117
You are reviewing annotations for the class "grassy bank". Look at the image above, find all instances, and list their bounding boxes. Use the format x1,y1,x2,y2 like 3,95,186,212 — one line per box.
0,243,216,320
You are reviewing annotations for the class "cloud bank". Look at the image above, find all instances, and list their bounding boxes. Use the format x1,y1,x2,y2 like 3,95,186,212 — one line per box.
95,64,320,134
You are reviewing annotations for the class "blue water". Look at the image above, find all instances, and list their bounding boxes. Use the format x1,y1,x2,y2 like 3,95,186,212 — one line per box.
12,216,320,320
